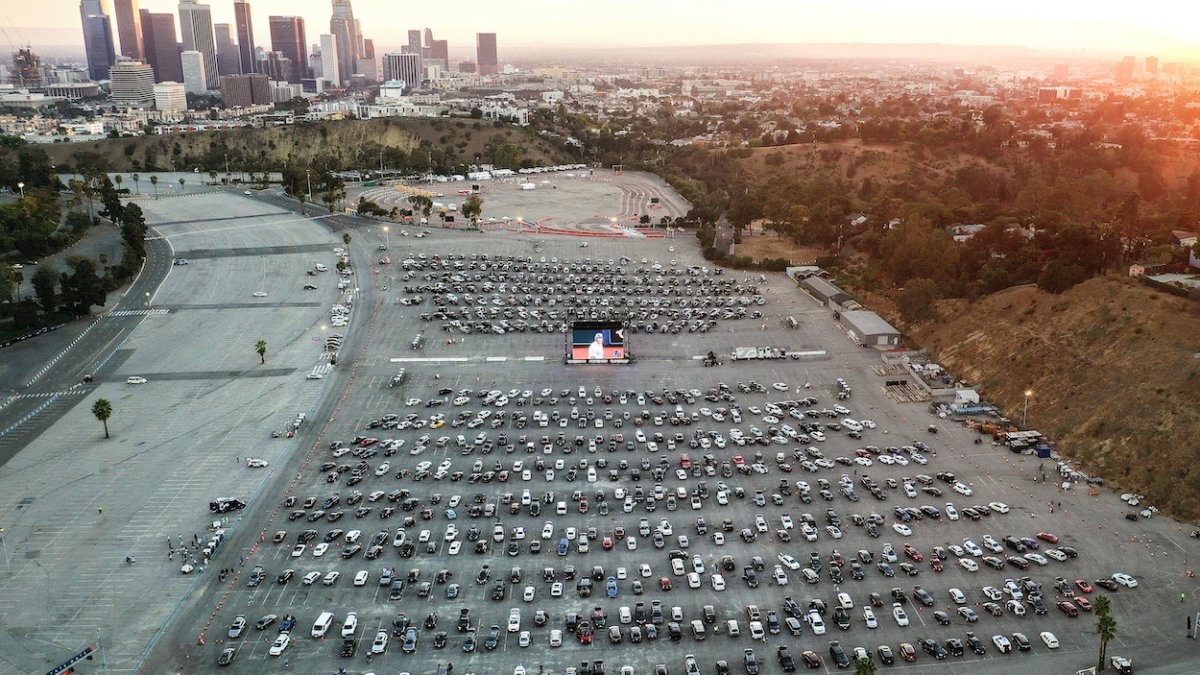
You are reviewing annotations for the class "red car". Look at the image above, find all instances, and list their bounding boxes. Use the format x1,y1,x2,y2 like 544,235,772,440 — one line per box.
602,537,613,551
614,526,626,539
659,577,672,591
680,454,691,469
1075,597,1093,612
899,642,917,662
579,498,588,514
930,558,944,572
577,621,593,645
1075,579,1093,593
1037,532,1059,544
903,544,924,562
732,455,745,466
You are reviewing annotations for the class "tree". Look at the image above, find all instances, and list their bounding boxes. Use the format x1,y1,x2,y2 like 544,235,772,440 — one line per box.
114,174,123,193
58,257,107,315
31,266,57,313
408,194,433,220
896,278,940,324
208,170,217,185
91,398,113,439
853,657,878,675
1096,610,1117,670
150,175,158,199
179,177,185,191
461,194,484,229
131,172,140,194
1037,259,1088,294
343,232,352,247
255,339,267,364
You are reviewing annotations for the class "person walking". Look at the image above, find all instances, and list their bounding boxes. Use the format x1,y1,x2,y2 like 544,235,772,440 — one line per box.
97,506,103,514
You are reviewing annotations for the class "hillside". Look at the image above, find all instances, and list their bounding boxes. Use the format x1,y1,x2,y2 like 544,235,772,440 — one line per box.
740,138,995,185
29,117,564,173
903,278,1200,520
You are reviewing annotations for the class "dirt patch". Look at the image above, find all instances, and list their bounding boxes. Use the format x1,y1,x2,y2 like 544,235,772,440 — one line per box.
734,231,826,264
892,277,1200,519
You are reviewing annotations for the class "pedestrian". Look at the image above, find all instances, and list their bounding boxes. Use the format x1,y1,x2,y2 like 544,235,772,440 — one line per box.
97,506,103,514
235,457,239,463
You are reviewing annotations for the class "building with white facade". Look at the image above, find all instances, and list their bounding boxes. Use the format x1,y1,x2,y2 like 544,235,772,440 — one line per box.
180,50,208,94
154,81,187,111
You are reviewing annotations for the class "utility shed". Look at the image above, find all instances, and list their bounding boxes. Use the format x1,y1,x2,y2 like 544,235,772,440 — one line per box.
841,310,901,347
800,276,852,307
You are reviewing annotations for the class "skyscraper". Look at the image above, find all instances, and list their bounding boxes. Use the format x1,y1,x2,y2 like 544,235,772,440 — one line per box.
268,16,307,82
214,23,242,77
233,0,256,75
429,39,448,68
423,27,433,57
140,10,184,83
109,60,155,105
80,0,117,81
319,33,340,88
358,38,376,82
178,0,219,88
329,0,359,84
181,50,208,93
382,52,419,92
476,32,498,75
1146,56,1159,74
112,0,143,60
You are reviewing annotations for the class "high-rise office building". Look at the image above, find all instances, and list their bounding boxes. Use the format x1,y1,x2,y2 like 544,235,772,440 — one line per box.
329,0,359,84
220,72,269,106
181,50,208,93
109,60,155,105
178,0,219,88
1115,56,1135,83
319,33,340,88
1052,64,1068,82
112,0,143,60
1145,56,1159,74
269,15,308,83
140,10,184,83
9,48,45,90
429,39,448,68
408,30,422,55
257,50,292,83
358,38,376,82
233,0,255,75
214,24,242,77
476,32,498,75
382,52,420,91
153,81,186,111
423,27,433,57
80,0,117,81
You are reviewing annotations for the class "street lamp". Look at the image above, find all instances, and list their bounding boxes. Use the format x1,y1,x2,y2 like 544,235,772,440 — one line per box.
145,291,151,310
16,182,24,199
305,169,312,203
383,226,389,250
0,527,10,573
1023,390,1032,427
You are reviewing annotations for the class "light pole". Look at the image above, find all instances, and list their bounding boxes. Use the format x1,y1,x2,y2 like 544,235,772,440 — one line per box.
145,291,151,310
305,169,312,204
0,527,10,573
16,181,24,199
1023,390,1032,427
383,226,389,250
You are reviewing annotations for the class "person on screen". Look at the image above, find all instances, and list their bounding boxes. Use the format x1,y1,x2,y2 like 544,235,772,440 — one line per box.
588,333,606,360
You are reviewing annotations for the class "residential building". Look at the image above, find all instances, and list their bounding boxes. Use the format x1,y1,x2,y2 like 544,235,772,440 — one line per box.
80,0,117,81
268,15,307,83
329,0,359,84
476,33,498,75
140,10,183,83
214,23,242,77
153,81,187,111
233,0,255,75
112,0,143,60
181,50,208,94
382,53,420,92
220,72,269,107
319,34,340,88
178,0,219,89
109,60,155,105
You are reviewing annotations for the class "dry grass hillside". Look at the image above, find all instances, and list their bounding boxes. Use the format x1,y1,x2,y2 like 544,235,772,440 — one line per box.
35,117,563,172
741,138,993,184
906,278,1200,520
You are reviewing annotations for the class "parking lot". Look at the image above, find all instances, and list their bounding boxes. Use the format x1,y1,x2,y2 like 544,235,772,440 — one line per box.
154,214,1200,675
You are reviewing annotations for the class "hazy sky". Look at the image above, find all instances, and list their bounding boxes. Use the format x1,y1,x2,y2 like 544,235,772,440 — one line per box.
12,0,1200,59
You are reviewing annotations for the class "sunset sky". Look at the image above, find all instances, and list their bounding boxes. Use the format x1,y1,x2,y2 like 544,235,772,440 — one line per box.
14,0,1200,59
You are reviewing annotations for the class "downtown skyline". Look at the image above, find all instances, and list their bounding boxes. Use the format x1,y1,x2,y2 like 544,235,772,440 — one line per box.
10,0,1200,62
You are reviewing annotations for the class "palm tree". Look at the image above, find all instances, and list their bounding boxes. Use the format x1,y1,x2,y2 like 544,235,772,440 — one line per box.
114,174,123,193
255,340,268,364
343,233,352,247
1095,594,1115,670
150,175,159,199
179,177,185,191
131,172,140,194
853,657,877,675
91,398,113,438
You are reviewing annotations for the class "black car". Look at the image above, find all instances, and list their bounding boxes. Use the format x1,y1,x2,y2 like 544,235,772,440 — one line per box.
801,651,822,669
777,646,796,672
828,641,850,668
965,632,987,655
919,638,948,660
933,610,951,625
255,614,277,630
462,630,476,652
484,625,501,650
945,638,964,657
743,648,760,675
341,638,356,657
1095,578,1119,592
877,645,895,665
217,647,236,666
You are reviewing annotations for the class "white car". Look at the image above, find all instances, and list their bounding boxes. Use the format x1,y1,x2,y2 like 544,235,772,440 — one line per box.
640,563,652,577
518,630,531,648
1025,553,1049,566
863,607,878,628
945,503,959,521
826,526,843,539
371,630,389,654
353,570,369,586
447,541,462,555
687,572,702,589
523,585,536,602
290,544,305,557
1112,573,1138,588
508,608,521,632
949,588,966,604
953,482,974,496
960,559,979,572
245,458,268,468
126,376,148,384
302,571,321,585
342,612,358,637
312,543,329,557
711,574,726,591
322,571,340,585
542,523,555,540
1044,548,1068,562
778,553,801,570
892,523,912,537
550,582,563,597
892,603,909,626
1040,631,1060,649
988,501,1010,514
268,633,291,656
992,634,1013,653
1006,600,1026,616
252,291,268,297
549,629,563,647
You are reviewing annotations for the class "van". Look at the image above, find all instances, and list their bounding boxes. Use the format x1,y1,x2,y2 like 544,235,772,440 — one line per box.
312,611,335,638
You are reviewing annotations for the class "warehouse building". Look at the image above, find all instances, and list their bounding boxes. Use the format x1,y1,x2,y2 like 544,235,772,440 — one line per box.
800,275,852,308
840,310,901,347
